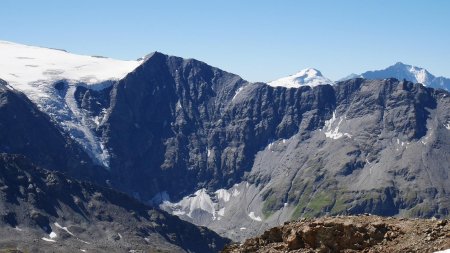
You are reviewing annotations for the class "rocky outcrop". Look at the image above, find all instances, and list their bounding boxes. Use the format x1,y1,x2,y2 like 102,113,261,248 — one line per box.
223,215,450,252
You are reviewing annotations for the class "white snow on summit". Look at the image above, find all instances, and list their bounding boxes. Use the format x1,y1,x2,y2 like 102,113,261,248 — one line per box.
0,40,140,86
0,40,142,167
268,68,334,88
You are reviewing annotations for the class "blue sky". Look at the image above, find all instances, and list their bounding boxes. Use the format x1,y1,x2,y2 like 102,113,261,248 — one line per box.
1,0,449,82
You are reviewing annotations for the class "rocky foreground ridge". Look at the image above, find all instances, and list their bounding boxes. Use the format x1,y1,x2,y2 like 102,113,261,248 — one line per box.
223,215,450,253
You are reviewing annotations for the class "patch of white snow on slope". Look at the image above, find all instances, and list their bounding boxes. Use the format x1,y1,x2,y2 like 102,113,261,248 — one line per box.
445,121,450,130
161,189,217,219
218,207,225,216
159,184,248,221
232,86,245,100
41,237,56,242
215,189,231,202
248,212,262,222
55,222,74,236
49,231,57,239
323,111,352,139
0,40,142,167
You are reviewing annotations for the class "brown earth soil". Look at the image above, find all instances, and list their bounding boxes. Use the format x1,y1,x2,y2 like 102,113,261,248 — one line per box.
223,215,450,253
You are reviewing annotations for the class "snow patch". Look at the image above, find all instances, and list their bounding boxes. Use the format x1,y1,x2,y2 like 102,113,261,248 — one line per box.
420,130,433,145
266,138,290,151
215,189,231,202
248,212,262,222
161,189,217,219
232,86,245,100
176,100,182,110
232,188,241,197
159,184,248,222
49,232,57,239
323,111,352,139
172,210,186,216
409,65,429,84
78,238,91,245
445,121,450,130
55,222,75,236
41,237,56,242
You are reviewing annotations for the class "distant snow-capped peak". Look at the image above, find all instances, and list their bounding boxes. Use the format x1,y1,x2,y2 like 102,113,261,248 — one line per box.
383,62,432,85
341,62,449,91
268,68,334,88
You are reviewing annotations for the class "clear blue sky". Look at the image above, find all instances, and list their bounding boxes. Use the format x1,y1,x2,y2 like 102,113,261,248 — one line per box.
1,0,449,82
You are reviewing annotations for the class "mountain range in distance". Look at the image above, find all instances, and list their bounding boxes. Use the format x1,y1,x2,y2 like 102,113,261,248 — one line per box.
269,62,450,92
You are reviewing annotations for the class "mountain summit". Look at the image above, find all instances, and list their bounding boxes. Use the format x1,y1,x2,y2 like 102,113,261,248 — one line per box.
342,62,450,91
268,68,334,88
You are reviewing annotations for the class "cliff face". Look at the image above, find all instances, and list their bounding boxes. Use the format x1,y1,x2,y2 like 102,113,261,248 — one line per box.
101,52,248,199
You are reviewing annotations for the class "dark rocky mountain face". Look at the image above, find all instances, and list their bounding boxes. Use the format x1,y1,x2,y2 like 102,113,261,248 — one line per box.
100,52,248,199
250,79,450,217
0,154,229,253
95,55,450,240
